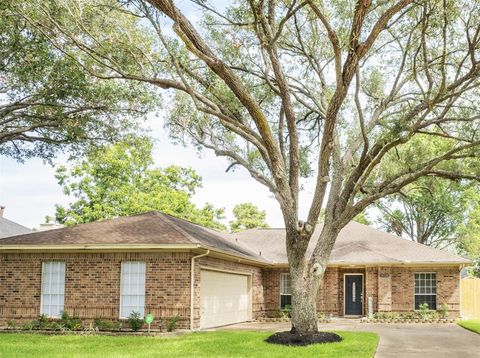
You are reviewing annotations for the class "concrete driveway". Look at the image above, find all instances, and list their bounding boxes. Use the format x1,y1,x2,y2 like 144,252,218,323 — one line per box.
218,320,480,358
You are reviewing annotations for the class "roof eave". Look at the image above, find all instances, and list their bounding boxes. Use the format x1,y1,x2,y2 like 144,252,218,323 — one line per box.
0,243,270,267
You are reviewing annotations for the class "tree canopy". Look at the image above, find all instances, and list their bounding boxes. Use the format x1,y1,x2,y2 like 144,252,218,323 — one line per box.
375,178,473,248
0,0,155,161
55,137,226,230
230,202,269,232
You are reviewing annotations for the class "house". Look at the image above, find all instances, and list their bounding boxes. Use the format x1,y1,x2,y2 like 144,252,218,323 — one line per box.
0,206,32,239
0,211,469,330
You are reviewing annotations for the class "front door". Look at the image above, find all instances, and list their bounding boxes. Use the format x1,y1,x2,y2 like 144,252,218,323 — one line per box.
345,275,363,315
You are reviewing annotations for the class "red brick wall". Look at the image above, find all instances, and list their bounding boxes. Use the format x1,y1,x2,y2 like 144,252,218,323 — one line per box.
390,266,460,315
0,251,462,328
0,252,192,329
261,265,461,317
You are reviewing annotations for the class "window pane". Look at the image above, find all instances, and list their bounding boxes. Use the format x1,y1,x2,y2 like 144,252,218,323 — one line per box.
414,273,437,310
41,262,65,317
280,274,291,295
120,262,146,318
280,294,292,309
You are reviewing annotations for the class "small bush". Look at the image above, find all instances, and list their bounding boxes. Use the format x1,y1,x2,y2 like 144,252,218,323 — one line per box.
418,303,431,320
48,322,64,331
33,314,50,330
82,322,99,335
93,318,121,331
281,305,291,319
437,303,449,319
267,309,283,319
20,320,35,330
128,311,143,332
165,315,180,332
6,320,16,329
60,311,83,330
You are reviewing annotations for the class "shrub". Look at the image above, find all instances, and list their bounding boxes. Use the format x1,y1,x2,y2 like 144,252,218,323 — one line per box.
60,311,83,330
404,312,416,320
20,320,35,330
128,311,143,332
437,303,449,319
93,318,121,331
165,315,180,332
281,305,291,319
6,320,16,329
418,303,431,320
48,322,64,331
33,314,50,330
267,309,283,318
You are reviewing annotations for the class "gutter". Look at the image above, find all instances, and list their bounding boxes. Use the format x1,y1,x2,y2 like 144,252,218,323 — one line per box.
190,249,210,330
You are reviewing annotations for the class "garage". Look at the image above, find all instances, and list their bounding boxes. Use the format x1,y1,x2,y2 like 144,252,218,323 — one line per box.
200,269,251,329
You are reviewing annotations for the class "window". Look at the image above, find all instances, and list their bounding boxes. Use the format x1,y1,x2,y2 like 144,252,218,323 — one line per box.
414,273,436,310
41,262,66,317
280,273,292,309
120,262,146,318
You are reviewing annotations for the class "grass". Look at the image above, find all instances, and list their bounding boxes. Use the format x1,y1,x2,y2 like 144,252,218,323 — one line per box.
457,319,480,334
0,331,378,358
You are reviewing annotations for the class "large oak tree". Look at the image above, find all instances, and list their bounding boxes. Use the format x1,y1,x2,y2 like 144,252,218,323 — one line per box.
0,0,154,161
17,0,480,333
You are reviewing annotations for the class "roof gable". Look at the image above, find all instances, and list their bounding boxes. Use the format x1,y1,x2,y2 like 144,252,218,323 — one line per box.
0,217,32,239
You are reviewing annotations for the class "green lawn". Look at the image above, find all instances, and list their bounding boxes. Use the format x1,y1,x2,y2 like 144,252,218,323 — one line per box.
0,331,378,358
457,320,480,334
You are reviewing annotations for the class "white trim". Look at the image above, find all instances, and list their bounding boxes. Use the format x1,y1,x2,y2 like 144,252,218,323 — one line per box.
199,268,253,329
40,261,66,318
199,266,253,323
199,266,252,277
279,273,292,309
191,251,210,330
343,273,364,316
119,261,146,319
413,272,437,311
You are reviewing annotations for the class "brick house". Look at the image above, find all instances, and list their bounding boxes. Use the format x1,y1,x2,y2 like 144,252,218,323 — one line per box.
0,211,469,329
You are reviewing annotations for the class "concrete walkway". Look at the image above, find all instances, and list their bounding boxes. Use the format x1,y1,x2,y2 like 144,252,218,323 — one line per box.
218,320,480,358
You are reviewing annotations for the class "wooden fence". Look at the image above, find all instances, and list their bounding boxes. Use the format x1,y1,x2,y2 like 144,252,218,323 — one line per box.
461,277,480,318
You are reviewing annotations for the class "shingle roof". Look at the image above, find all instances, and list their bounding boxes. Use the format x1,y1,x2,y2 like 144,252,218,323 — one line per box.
0,211,265,262
229,222,470,264
0,211,469,265
0,217,32,239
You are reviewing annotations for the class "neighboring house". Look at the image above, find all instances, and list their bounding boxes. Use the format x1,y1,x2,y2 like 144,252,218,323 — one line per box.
0,206,32,239
0,211,469,330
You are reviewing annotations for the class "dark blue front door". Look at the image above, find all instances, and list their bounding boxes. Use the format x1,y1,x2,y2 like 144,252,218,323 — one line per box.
345,275,363,315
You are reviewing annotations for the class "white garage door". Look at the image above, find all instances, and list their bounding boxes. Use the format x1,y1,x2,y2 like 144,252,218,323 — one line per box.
200,270,250,329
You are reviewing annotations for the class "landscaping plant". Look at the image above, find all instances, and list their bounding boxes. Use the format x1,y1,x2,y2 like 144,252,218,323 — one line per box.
60,311,82,331
127,311,143,332
418,303,431,321
437,303,449,319
165,315,180,332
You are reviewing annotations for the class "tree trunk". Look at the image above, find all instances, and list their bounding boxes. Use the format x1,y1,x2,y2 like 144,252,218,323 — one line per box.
285,221,338,334
290,266,322,333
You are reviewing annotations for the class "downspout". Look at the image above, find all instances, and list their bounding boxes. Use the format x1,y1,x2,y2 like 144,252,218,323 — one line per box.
190,249,210,330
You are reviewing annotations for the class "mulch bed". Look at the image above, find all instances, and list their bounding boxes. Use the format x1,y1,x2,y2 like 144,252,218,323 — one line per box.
265,331,342,346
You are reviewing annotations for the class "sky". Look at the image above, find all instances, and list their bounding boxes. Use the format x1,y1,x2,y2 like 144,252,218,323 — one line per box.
0,113,320,230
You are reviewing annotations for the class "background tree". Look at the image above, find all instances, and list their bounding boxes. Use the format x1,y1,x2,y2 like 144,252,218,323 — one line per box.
0,0,154,161
375,178,472,248
18,0,480,335
55,137,226,230
456,191,480,277
230,202,269,232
